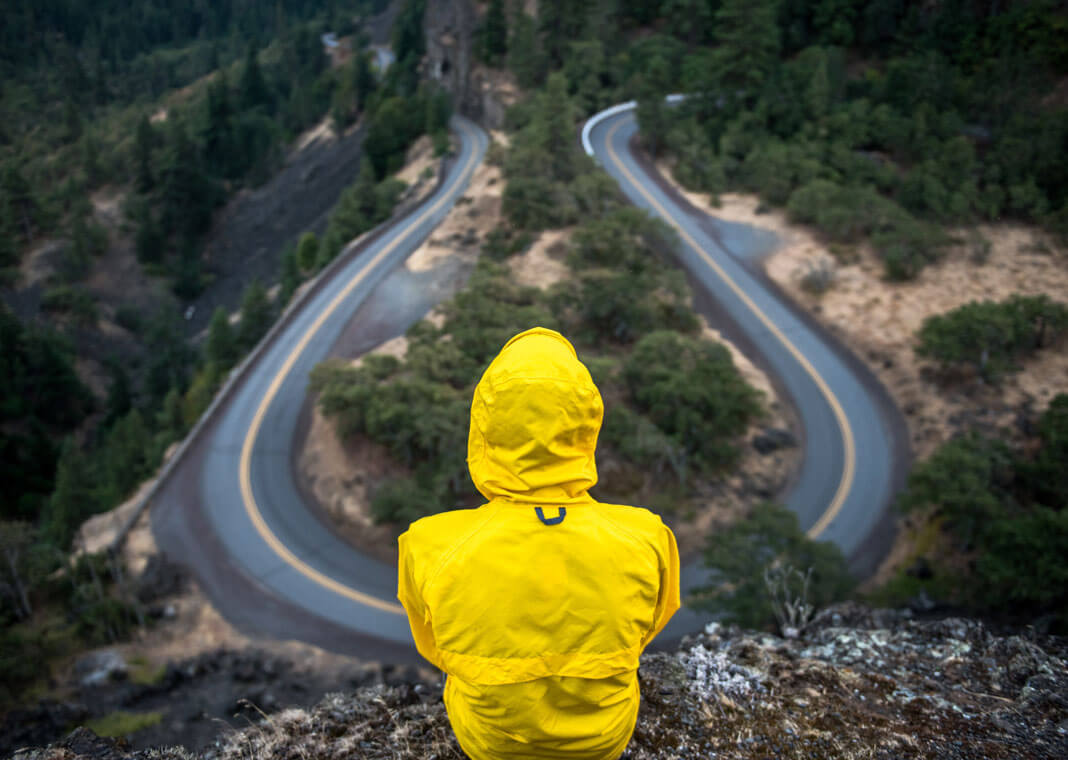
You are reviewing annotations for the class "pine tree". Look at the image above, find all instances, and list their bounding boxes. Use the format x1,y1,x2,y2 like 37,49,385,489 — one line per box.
157,387,185,439
201,71,235,178
2,163,41,243
540,73,578,183
205,306,238,370
279,244,301,305
508,12,544,89
353,52,377,113
481,0,508,65
239,46,272,113
134,116,155,193
392,0,427,66
636,56,671,157
238,279,273,350
710,0,782,102
43,438,96,548
63,99,82,143
101,409,152,503
104,361,132,426
82,130,102,187
158,120,216,244
538,0,587,68
806,49,831,120
297,232,320,272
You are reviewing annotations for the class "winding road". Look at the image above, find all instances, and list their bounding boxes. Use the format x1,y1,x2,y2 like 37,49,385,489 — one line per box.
584,104,909,637
152,104,908,660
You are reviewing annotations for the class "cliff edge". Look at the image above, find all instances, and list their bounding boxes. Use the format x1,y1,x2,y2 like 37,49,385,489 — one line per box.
10,603,1066,759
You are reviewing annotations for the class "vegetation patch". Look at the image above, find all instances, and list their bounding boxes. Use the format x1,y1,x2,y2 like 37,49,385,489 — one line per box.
84,710,163,738
916,294,1068,382
634,1,1068,280
886,395,1068,629
313,74,766,524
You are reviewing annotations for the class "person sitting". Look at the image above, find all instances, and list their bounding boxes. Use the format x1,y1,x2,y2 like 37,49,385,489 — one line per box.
398,326,680,760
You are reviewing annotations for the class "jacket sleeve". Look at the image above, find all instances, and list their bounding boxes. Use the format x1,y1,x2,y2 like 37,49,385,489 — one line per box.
397,530,446,670
641,522,681,649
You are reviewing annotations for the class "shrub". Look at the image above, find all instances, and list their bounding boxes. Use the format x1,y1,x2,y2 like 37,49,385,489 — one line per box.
371,477,443,525
623,331,763,472
567,269,699,345
976,506,1068,621
696,502,853,629
601,405,687,480
897,433,1014,545
1017,393,1068,510
41,284,99,325
915,295,1068,381
85,710,163,738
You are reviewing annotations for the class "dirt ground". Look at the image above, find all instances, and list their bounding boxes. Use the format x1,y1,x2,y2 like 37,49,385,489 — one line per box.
404,143,503,273
654,162,1068,582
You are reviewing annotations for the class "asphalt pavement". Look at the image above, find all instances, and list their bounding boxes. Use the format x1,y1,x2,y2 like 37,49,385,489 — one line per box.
152,105,909,657
152,116,487,659
585,106,910,638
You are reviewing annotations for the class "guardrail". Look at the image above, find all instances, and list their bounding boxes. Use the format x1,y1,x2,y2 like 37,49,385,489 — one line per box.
580,95,685,158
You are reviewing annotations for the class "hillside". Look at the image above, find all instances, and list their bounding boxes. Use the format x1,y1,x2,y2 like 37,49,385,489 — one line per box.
10,604,1067,759
4,0,1068,755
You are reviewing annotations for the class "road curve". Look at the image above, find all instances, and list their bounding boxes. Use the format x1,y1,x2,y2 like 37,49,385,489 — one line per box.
151,101,908,659
152,116,487,660
585,105,910,637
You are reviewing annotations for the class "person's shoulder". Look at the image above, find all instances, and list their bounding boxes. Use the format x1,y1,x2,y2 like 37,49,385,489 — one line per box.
399,508,493,555
592,501,671,537
404,506,485,543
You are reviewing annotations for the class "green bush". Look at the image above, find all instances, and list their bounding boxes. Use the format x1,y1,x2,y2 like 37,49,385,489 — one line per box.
1018,393,1068,509
41,285,99,325
371,478,444,525
85,710,163,738
893,398,1068,629
897,433,1014,545
739,140,821,206
696,502,853,629
601,405,687,480
623,331,763,472
977,506,1068,619
915,295,1068,381
564,269,699,345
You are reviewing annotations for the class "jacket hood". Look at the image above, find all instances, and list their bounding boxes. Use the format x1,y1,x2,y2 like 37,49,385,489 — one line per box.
467,327,603,504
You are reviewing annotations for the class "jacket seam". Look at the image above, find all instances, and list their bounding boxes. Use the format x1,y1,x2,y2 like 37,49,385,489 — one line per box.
591,503,655,550
437,645,639,662
423,507,503,600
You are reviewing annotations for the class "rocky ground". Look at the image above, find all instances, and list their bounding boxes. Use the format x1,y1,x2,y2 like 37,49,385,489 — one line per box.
9,603,1067,759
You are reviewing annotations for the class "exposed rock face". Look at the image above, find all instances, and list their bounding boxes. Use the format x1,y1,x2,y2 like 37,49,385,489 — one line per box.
11,604,1067,759
424,0,511,128
423,0,478,117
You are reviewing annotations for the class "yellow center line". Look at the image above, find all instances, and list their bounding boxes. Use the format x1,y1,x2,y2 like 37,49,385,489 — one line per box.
603,117,855,539
238,122,482,614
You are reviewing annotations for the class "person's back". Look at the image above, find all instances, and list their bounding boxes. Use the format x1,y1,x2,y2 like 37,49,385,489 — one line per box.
398,327,680,760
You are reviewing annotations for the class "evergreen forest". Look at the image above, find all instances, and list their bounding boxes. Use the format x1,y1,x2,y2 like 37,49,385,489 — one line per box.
0,0,450,704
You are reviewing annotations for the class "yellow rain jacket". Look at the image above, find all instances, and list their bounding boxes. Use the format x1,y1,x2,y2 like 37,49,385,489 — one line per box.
398,327,680,760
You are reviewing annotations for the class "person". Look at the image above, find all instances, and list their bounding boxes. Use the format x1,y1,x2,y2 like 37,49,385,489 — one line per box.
398,326,680,760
